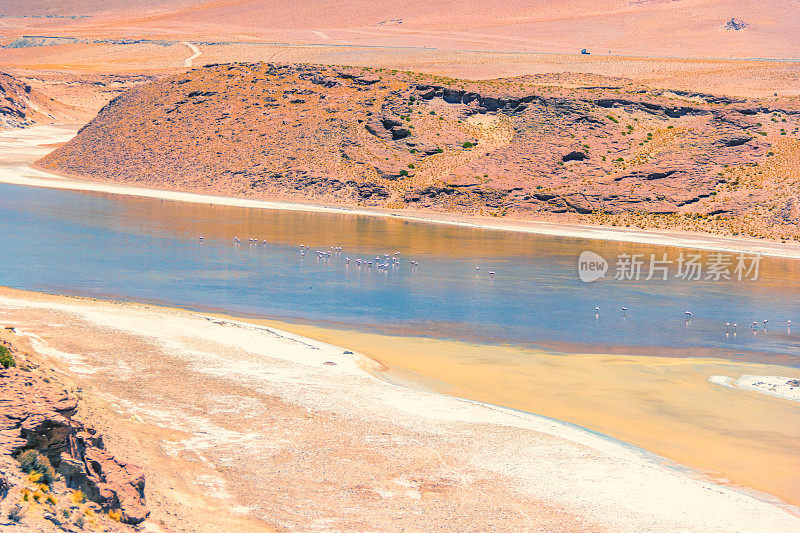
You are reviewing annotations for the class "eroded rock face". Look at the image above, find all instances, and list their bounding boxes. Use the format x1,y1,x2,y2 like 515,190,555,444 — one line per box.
0,72,36,129
0,365,148,524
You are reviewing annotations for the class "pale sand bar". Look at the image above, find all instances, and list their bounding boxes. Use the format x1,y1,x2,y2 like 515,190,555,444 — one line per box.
1,286,799,531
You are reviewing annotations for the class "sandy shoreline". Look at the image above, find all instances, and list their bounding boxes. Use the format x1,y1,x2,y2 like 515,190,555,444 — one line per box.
1,286,799,531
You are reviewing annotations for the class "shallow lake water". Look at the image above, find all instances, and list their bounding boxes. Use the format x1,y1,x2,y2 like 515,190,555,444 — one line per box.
1,182,799,366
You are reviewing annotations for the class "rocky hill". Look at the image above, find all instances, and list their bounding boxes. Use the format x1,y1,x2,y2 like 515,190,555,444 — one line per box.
0,337,148,530
38,63,800,239
0,72,43,129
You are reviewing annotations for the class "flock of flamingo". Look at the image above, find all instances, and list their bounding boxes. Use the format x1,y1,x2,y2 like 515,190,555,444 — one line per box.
201,235,792,335
198,235,500,277
596,307,791,334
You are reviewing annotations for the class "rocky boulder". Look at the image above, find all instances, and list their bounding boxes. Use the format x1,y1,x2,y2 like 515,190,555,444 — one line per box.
562,151,588,162
0,363,148,525
725,18,747,30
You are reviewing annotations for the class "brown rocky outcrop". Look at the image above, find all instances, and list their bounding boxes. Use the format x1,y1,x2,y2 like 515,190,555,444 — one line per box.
0,356,148,525
0,72,37,129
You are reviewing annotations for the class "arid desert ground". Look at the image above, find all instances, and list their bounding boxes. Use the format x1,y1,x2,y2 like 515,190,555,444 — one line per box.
1,1,800,532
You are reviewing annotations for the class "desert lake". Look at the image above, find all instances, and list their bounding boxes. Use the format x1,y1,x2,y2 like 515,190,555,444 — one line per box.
1,181,799,365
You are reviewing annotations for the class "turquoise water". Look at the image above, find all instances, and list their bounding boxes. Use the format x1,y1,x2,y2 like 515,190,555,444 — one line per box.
1,182,799,366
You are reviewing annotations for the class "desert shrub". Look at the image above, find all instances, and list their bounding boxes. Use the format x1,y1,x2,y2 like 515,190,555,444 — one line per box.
0,345,14,368
462,141,474,149
17,450,37,472
399,170,409,176
109,509,122,522
16,450,56,485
